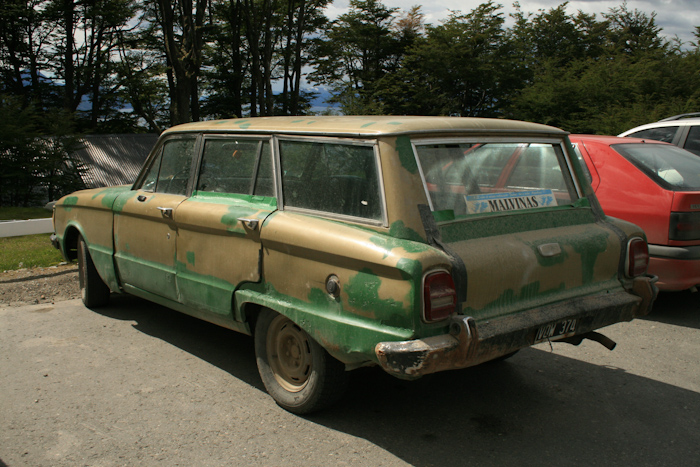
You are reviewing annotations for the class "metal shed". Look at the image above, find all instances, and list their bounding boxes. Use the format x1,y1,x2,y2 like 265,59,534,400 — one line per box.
73,134,158,188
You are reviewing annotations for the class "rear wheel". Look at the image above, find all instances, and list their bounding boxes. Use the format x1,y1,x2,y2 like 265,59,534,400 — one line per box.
77,235,110,308
254,309,347,414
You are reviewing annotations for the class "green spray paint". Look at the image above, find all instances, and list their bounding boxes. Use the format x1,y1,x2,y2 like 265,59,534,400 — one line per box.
396,135,418,174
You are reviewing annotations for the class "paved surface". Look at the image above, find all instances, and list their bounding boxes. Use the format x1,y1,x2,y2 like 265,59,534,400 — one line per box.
1,292,699,467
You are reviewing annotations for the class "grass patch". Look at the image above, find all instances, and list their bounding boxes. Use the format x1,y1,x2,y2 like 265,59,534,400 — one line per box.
0,233,66,271
0,207,52,220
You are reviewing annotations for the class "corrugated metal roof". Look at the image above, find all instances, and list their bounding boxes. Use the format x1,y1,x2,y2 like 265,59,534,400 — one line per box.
72,134,158,188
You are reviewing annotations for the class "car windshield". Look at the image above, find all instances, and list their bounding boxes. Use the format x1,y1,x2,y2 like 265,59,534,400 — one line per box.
415,141,578,219
612,143,700,190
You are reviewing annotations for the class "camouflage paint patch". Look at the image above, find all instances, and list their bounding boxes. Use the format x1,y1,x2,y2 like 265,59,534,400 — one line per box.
369,221,428,256
345,268,405,315
220,205,267,234
570,229,610,284
61,196,79,211
112,191,139,212
186,251,195,266
439,208,595,243
395,257,422,282
396,135,418,174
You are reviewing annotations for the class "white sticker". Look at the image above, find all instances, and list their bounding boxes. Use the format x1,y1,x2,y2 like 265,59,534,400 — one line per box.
466,190,556,214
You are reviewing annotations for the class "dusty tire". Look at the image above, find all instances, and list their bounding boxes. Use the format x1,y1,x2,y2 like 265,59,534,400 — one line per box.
77,235,110,308
254,309,347,414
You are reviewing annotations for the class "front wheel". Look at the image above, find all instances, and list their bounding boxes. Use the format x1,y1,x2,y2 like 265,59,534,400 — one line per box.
254,309,347,414
77,235,110,308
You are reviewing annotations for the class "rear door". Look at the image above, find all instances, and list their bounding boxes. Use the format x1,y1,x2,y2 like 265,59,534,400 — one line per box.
415,138,624,321
174,135,277,320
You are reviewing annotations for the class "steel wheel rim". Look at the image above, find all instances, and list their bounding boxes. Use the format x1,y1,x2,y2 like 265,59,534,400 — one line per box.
266,315,313,393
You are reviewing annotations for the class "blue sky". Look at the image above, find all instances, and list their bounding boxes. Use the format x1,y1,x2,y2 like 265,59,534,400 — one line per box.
325,0,700,47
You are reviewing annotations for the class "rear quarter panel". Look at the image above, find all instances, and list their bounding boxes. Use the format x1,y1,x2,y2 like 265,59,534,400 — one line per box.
250,211,451,366
582,141,672,244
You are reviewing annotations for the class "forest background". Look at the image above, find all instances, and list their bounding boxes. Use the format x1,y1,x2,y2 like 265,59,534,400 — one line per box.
2,0,699,206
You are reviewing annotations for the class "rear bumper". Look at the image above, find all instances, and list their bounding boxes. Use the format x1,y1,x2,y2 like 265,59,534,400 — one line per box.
649,244,700,291
375,276,657,379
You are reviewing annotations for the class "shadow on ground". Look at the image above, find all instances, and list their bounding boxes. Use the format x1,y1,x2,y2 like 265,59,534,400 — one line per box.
642,290,700,330
95,294,700,466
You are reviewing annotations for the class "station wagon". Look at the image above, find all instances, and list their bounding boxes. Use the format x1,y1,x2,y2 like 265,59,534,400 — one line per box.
51,116,658,413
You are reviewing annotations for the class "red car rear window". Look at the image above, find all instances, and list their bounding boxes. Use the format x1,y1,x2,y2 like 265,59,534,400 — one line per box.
611,143,700,191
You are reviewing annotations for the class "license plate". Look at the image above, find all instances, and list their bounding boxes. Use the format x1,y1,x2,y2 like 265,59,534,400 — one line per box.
534,318,577,343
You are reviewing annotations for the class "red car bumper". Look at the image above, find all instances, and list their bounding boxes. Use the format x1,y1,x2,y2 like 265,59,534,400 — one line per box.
649,244,700,291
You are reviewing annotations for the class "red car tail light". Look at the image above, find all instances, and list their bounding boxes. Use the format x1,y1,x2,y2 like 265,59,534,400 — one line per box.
669,212,700,241
626,238,649,278
423,271,457,322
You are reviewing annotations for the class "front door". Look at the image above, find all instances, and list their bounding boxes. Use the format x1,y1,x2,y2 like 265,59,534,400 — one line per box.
114,136,197,301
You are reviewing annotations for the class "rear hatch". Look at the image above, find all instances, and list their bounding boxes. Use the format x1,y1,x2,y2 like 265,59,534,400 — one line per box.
414,138,625,322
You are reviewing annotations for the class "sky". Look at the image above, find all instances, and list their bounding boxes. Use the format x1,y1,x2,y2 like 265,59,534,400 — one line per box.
324,0,700,47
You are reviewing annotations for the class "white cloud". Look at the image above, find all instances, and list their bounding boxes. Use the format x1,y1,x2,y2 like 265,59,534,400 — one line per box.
326,0,699,46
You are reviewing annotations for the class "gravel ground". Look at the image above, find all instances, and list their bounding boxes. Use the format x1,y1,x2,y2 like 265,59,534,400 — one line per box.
0,263,80,307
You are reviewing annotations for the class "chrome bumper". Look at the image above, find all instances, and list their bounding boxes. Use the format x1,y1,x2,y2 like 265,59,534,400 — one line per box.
375,276,658,379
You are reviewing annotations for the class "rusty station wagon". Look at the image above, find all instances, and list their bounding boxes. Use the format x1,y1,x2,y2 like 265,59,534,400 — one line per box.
51,116,658,413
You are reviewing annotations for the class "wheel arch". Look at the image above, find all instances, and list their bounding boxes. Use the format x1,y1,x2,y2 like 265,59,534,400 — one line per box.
61,222,85,262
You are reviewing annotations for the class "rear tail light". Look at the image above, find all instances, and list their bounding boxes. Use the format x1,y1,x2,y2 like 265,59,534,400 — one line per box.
669,212,700,241
423,271,457,322
626,238,649,278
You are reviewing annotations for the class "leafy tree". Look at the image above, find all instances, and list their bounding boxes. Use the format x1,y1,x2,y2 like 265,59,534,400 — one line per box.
0,95,84,206
154,0,210,124
0,0,61,109
396,2,517,117
309,0,402,114
43,0,137,130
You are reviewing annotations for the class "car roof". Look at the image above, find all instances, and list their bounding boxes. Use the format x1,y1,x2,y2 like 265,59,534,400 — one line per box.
618,117,700,137
162,116,566,138
570,134,672,146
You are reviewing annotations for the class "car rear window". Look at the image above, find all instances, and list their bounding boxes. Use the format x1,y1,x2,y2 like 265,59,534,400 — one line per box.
612,143,700,190
415,141,578,218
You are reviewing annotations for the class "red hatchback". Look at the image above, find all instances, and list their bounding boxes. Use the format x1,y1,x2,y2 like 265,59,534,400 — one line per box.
570,134,700,291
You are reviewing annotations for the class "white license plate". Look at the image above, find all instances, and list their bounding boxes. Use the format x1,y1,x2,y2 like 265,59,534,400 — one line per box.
534,318,577,343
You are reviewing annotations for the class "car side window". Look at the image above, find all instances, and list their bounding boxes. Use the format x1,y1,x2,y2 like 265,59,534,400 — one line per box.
279,140,382,221
628,126,678,144
140,137,196,195
683,126,700,156
197,138,274,196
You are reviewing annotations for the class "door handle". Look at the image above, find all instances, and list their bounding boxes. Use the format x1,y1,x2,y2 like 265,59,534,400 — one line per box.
238,217,259,230
137,195,147,202
157,207,173,218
